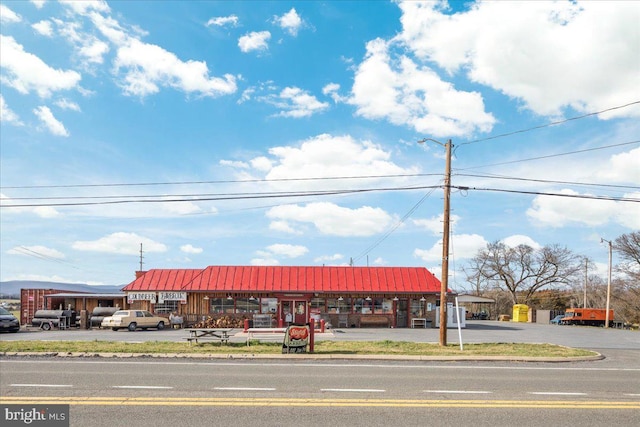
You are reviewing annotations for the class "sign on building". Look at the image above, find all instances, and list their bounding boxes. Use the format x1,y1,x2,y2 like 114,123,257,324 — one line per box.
158,292,187,304
127,292,156,304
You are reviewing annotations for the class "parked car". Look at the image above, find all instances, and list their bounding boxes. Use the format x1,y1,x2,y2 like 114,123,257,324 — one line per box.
0,307,20,333
101,310,166,331
550,314,565,325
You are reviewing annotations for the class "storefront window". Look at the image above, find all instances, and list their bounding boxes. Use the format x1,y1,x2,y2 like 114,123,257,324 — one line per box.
236,297,260,313
410,299,424,317
374,298,393,314
210,298,234,314
310,298,325,313
154,300,178,314
337,297,351,313
261,298,278,314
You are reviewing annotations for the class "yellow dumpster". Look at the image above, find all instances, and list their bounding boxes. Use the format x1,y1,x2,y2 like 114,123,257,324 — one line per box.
512,304,529,322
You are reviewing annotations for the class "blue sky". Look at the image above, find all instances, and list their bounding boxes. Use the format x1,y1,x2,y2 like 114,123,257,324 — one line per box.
1,0,639,289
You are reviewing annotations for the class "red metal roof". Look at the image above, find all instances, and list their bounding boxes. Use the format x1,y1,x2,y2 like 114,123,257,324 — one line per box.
122,266,442,294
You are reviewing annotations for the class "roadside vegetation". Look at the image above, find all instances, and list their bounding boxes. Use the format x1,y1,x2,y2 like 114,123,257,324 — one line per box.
0,340,596,358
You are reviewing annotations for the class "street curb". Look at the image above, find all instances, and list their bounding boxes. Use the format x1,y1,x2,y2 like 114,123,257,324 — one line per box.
0,351,604,362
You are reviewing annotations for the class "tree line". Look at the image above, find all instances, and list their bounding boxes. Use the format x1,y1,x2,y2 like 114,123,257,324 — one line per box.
460,231,640,324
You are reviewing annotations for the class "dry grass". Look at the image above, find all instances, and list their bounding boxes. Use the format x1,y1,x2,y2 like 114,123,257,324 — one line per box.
0,339,596,358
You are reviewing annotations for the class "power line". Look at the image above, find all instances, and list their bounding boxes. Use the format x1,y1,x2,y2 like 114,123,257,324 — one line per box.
458,186,640,203
353,187,438,263
457,140,640,171
0,173,442,190
455,174,640,191
459,100,640,147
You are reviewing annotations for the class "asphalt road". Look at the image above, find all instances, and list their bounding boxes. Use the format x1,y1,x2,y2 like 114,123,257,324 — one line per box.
1,357,638,426
2,321,638,426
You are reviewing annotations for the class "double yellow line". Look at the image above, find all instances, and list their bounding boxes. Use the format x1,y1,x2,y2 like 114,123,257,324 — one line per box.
2,396,639,409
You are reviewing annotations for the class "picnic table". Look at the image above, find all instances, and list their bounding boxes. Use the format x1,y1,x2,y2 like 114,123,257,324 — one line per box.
185,328,233,345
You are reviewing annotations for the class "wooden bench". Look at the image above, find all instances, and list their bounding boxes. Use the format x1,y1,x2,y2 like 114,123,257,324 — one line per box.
359,316,390,328
185,328,232,345
246,327,286,346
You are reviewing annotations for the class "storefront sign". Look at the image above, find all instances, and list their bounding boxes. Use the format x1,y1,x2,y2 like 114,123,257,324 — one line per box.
158,292,186,304
282,324,310,354
127,292,156,304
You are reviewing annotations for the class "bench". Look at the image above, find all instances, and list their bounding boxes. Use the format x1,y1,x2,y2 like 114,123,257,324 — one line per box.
359,316,390,328
246,328,286,346
184,328,232,345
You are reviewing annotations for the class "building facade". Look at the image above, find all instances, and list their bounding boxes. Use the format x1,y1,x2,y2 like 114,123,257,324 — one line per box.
122,266,449,328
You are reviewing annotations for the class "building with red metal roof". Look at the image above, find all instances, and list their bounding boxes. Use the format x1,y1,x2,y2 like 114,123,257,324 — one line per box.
122,266,448,328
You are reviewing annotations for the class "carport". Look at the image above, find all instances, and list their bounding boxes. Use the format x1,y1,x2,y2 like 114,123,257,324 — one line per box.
456,294,496,320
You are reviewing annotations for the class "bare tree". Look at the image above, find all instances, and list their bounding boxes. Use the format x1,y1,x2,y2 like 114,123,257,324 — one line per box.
614,231,640,281
469,242,582,305
613,231,640,323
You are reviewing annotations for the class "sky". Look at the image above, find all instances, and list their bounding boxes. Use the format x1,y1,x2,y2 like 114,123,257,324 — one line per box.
1,0,639,290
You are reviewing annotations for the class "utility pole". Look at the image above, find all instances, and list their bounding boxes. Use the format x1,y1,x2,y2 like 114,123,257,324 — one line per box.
440,139,452,347
601,238,612,328
418,138,452,347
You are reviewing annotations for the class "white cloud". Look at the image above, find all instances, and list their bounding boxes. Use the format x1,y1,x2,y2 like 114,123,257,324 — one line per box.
323,83,345,103
0,35,82,98
7,245,65,259
206,15,239,27
160,199,202,215
33,106,69,136
238,31,271,53
250,156,273,172
220,159,250,169
251,257,280,266
413,214,460,235
271,87,329,118
267,202,394,237
180,244,203,254
113,38,237,97
54,98,81,111
2,193,61,218
614,192,640,229
0,95,23,125
501,235,541,250
396,1,640,119
526,189,619,227
0,4,21,23
596,147,640,183
314,253,344,263
32,20,54,36
79,38,110,64
258,133,418,191
269,220,302,235
266,243,308,258
30,1,46,9
60,3,236,97
414,233,488,263
72,232,167,255
349,37,496,138
274,8,303,36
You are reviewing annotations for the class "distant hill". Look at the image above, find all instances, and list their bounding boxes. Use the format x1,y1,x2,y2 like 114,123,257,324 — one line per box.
0,280,124,298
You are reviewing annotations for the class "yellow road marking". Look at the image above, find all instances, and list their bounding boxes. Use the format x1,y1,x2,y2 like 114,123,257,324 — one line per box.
1,397,638,409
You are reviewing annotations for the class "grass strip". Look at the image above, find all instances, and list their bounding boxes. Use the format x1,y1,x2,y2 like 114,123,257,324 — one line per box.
0,340,596,358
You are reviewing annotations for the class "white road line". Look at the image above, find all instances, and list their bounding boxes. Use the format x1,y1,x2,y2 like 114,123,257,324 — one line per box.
321,389,386,393
424,390,492,394
112,386,173,389
11,384,73,388
4,360,640,372
623,393,640,396
214,387,276,391
529,392,587,396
